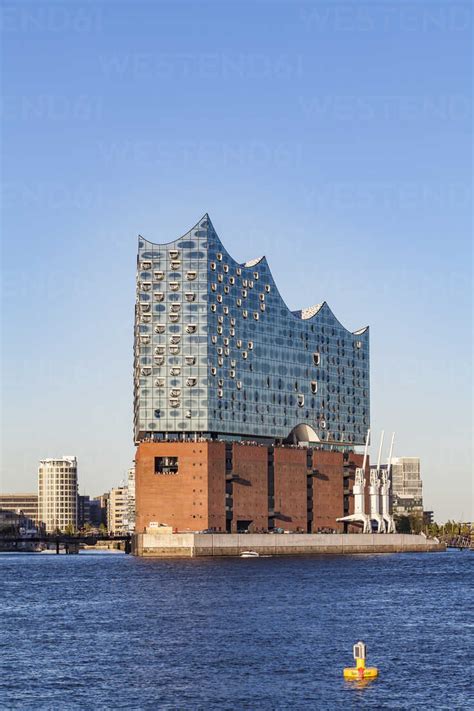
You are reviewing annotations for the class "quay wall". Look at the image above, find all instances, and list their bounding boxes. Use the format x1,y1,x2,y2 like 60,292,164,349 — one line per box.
132,533,445,557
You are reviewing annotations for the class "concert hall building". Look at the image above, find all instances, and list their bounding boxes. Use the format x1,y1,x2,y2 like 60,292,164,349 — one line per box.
133,215,370,533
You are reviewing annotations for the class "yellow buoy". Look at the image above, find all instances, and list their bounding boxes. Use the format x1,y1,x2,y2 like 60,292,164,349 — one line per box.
343,641,378,680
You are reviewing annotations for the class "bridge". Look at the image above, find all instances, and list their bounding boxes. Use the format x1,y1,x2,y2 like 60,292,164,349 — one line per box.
0,534,132,554
442,535,473,551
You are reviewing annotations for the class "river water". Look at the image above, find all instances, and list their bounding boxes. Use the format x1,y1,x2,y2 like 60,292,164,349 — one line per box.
0,550,472,710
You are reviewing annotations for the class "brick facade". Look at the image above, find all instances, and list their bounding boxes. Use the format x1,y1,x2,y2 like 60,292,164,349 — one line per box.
136,441,360,534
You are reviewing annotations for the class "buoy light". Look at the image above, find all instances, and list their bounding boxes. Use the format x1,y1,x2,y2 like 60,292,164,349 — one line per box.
343,641,379,681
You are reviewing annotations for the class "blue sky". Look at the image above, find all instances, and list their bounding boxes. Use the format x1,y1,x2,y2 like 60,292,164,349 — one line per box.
1,0,472,521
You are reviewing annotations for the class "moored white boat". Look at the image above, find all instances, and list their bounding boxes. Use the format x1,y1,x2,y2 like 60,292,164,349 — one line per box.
240,550,259,558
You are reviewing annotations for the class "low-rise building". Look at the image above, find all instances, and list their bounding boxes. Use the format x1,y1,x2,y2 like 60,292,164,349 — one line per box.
391,457,423,518
126,466,135,533
108,487,128,535
0,493,39,523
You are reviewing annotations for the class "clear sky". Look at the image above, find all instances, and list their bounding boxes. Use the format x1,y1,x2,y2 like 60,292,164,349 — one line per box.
1,0,472,522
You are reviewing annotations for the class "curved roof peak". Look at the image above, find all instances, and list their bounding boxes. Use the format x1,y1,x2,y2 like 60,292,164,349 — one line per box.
138,214,368,336
244,256,265,267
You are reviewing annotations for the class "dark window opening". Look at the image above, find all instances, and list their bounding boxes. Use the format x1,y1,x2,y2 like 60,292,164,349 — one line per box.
154,456,178,474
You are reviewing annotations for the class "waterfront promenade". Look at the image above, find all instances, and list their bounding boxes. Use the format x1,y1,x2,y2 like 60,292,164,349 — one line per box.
133,532,445,557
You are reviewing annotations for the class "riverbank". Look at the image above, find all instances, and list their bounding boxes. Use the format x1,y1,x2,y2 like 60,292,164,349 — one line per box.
132,532,445,557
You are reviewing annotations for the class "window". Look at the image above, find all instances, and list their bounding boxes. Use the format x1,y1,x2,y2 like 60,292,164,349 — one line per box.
211,283,217,292
236,267,242,275
298,394,304,407
223,264,229,273
253,312,259,321
186,271,197,281
313,352,321,366
141,261,152,271
155,457,178,474
243,310,248,318
230,276,235,285
169,282,180,291
154,292,164,301
210,262,216,270
311,381,318,394
185,292,195,302
171,260,181,270
217,253,223,261
211,304,217,312
265,284,271,293
154,324,165,334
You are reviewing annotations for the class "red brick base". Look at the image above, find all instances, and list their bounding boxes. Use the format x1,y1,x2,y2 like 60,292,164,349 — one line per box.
135,442,364,534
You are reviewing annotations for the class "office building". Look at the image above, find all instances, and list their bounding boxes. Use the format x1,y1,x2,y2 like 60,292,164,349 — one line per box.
78,495,91,528
391,457,423,517
38,456,78,532
126,466,136,533
134,215,370,533
0,493,39,523
108,486,128,535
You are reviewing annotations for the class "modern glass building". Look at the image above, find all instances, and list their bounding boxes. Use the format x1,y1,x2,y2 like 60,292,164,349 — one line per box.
134,215,369,447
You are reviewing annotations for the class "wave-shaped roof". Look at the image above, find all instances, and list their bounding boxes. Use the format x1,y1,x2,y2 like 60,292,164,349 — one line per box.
139,213,369,336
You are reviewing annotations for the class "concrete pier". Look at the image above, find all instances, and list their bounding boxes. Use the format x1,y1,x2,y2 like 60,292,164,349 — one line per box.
132,532,445,557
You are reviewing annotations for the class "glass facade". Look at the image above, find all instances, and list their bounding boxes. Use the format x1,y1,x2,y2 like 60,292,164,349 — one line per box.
134,215,370,447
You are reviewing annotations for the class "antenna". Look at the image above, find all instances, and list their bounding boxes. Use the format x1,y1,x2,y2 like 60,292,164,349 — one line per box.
377,430,385,470
362,429,371,470
387,432,395,472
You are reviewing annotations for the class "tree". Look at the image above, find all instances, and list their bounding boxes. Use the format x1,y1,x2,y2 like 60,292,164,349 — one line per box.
64,523,75,536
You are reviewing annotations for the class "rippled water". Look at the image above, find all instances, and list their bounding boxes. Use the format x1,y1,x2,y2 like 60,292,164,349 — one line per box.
0,550,472,709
